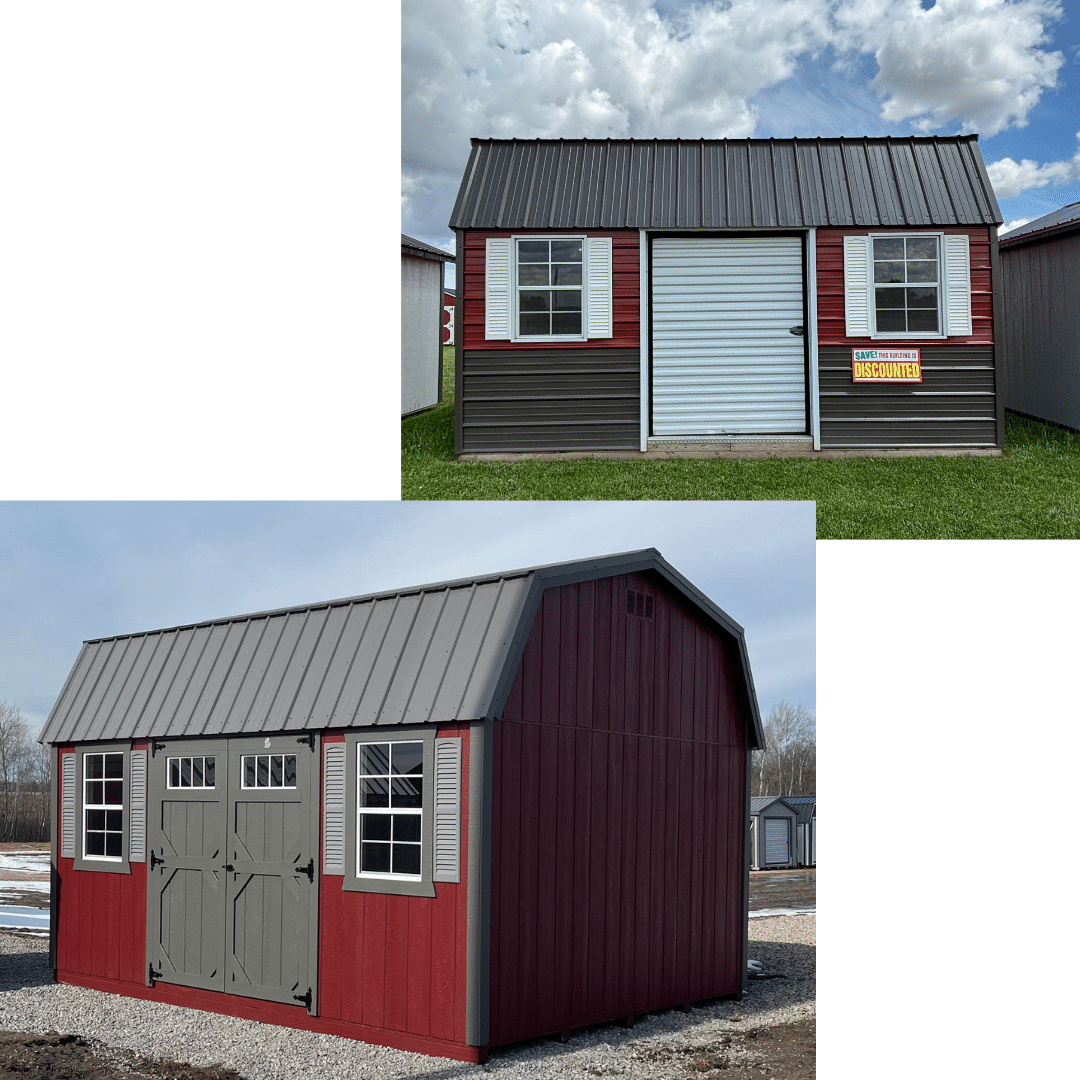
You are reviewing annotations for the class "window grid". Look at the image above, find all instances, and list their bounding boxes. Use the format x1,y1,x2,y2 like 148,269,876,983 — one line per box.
357,741,423,878
241,754,297,789
872,235,940,335
516,238,583,338
167,755,216,789
84,752,124,860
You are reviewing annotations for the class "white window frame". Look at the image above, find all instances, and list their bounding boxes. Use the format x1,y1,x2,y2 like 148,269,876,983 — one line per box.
239,752,297,790
166,754,218,790
867,232,946,340
511,234,589,343
73,742,132,874
355,739,424,882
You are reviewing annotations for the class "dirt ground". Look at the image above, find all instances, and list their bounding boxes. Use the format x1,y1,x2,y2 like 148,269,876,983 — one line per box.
1,860,815,1079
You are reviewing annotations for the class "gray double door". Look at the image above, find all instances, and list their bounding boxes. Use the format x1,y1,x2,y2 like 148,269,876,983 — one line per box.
146,734,319,1009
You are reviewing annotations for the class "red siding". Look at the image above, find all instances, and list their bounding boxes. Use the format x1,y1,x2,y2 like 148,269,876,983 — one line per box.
489,572,749,1047
461,229,640,350
817,225,994,346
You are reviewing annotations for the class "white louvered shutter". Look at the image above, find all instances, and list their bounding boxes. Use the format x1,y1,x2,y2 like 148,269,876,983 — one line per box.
323,742,346,875
585,236,613,338
943,234,972,337
432,738,462,883
843,235,871,336
129,750,147,862
485,238,513,340
61,755,76,858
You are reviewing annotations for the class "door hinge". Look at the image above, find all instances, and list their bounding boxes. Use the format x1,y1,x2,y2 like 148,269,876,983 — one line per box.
293,986,312,1011
151,740,167,757
296,732,315,751
293,857,314,883
148,963,162,986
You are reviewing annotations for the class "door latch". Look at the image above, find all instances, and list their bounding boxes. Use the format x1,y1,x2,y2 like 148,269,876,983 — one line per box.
222,863,234,872
294,857,314,883
150,851,164,871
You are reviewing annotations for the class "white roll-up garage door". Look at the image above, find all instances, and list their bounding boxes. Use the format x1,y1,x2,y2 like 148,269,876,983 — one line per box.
652,236,807,435
764,818,790,865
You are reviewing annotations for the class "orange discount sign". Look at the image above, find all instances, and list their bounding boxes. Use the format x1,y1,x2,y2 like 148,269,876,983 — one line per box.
851,348,922,383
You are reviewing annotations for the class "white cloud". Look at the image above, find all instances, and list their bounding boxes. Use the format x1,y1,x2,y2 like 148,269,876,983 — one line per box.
999,218,1033,234
986,132,1080,198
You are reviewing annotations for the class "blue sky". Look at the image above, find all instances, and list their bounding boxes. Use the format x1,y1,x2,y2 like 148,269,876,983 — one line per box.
404,0,1080,288
0,500,815,736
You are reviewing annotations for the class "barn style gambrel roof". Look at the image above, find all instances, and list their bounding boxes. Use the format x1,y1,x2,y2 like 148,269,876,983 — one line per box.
40,549,763,748
449,136,1003,231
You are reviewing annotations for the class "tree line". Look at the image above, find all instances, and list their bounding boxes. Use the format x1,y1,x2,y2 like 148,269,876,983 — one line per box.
752,702,815,798
0,700,50,843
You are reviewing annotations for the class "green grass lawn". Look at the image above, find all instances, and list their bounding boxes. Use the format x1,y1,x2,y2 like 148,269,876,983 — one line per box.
403,348,1080,538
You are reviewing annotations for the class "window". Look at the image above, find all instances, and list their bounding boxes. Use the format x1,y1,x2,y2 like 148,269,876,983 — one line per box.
484,235,613,341
241,753,296,789
357,741,423,877
167,755,216,789
517,238,583,337
843,232,971,339
71,743,132,874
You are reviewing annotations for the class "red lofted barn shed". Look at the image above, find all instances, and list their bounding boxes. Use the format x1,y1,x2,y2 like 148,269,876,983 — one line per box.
40,549,763,1062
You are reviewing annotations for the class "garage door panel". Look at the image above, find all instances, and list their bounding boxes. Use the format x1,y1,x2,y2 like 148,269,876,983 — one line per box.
652,236,807,435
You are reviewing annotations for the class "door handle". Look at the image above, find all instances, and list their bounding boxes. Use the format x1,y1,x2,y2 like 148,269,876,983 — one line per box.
222,863,234,872
788,325,805,337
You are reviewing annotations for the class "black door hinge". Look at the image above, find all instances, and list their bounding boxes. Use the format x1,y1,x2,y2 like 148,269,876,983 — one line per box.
148,963,162,986
293,857,314,883
296,732,315,751
151,740,167,757
293,986,312,1011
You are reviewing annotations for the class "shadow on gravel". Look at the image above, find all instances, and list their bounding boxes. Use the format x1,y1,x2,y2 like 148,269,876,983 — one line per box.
0,942,52,992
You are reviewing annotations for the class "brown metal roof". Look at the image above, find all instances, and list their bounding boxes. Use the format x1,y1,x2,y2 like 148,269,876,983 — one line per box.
449,137,1002,230
40,549,763,747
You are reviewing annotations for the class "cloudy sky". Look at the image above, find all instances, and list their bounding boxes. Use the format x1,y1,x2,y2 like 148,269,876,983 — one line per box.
0,500,814,735
404,0,1080,276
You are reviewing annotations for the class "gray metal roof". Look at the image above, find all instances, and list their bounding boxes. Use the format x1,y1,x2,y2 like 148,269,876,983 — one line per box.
449,137,1002,230
778,795,816,823
401,233,455,262
41,550,763,748
999,201,1080,246
750,796,798,815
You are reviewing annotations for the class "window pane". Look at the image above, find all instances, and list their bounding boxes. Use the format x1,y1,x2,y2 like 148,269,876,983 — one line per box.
873,261,906,283
106,809,123,831
906,236,937,260
205,758,215,787
519,290,550,313
87,781,104,805
393,844,421,876
87,809,106,831
907,308,938,332
518,264,549,286
552,312,582,335
875,308,907,332
360,777,389,808
393,815,421,843
105,833,122,858
362,814,391,841
104,781,123,805
553,291,581,311
907,287,937,309
391,743,423,775
361,842,391,873
104,754,123,778
181,758,192,787
873,237,904,260
86,831,105,856
907,260,938,283
875,287,906,308
192,759,203,787
284,755,296,787
519,313,549,335
360,744,389,777
550,240,582,262
257,756,269,787
551,264,581,286
270,755,283,787
86,755,104,780
518,240,549,262
391,776,423,808
169,760,180,787
244,757,256,788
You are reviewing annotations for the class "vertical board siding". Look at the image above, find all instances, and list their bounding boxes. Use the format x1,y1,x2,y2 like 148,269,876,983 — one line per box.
489,572,748,1046
317,723,472,1047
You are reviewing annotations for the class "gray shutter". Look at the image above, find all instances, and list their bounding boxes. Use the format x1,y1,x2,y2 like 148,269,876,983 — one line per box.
485,238,512,340
843,235,871,336
129,750,147,862
323,742,346,875
585,236,613,338
432,738,462,883
943,234,972,336
61,754,76,858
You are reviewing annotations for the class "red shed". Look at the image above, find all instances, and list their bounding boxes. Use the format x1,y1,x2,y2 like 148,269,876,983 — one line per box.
449,137,1005,457
40,550,762,1062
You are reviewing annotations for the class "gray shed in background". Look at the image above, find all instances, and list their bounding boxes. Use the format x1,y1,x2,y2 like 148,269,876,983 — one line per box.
781,796,816,867
402,234,454,416
749,797,798,870
999,202,1080,431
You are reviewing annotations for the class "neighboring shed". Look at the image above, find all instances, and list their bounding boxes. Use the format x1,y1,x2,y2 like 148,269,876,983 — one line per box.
780,795,816,867
402,234,454,416
448,137,1004,457
444,287,456,345
999,202,1080,431
749,797,798,870
40,549,763,1063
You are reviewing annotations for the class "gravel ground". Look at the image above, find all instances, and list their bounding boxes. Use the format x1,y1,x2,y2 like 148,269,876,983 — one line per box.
0,915,814,1079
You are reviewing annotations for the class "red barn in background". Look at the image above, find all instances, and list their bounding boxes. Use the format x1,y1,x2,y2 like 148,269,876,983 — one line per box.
41,550,763,1063
444,287,455,345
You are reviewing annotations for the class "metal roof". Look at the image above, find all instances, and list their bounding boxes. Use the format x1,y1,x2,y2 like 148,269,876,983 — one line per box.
778,795,816,824
750,796,798,815
41,549,763,748
999,201,1080,246
401,233,455,262
449,137,1002,230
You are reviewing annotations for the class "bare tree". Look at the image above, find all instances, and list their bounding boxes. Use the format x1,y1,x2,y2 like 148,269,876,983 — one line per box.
752,702,815,797
0,700,48,842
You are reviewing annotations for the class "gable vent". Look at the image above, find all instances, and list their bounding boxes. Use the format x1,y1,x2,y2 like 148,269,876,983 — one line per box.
626,589,654,620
